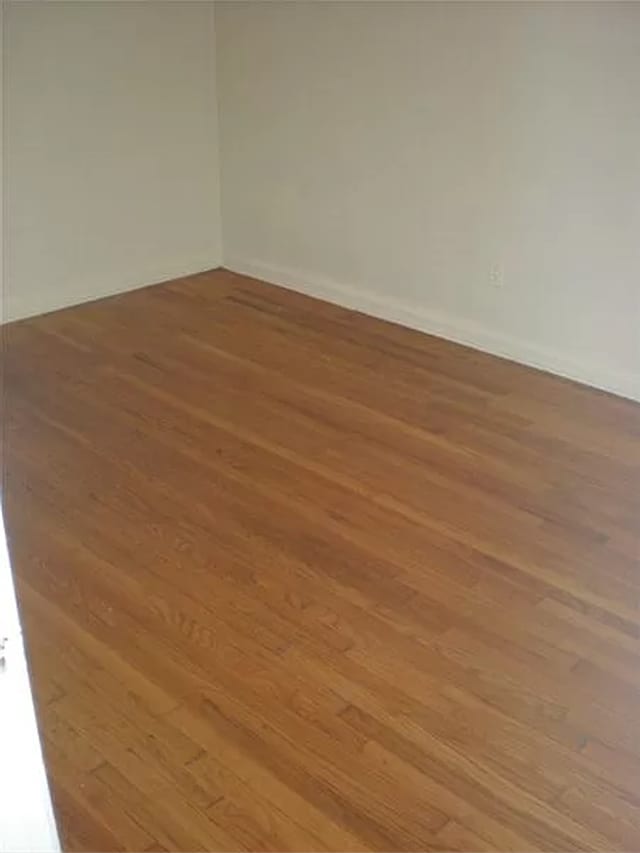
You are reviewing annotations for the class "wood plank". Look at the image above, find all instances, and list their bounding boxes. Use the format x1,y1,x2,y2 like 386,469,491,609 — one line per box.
3,268,640,850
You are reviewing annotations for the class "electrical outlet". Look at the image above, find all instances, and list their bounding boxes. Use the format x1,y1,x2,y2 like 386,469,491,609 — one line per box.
489,264,504,289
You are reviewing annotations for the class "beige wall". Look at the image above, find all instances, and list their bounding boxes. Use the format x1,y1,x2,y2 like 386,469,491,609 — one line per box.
4,1,221,321
4,1,639,399
216,1,640,400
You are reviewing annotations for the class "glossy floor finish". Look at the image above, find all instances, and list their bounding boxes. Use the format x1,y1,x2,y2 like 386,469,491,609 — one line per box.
3,269,640,851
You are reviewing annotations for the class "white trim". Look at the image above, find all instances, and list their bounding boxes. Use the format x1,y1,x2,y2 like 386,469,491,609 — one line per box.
225,256,640,403
3,256,222,324
0,513,59,853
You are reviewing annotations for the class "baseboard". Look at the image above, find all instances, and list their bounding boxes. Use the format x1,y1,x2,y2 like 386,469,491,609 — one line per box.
2,255,222,324
225,256,640,403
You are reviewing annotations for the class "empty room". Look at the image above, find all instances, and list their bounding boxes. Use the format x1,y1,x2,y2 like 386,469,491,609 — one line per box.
1,1,639,850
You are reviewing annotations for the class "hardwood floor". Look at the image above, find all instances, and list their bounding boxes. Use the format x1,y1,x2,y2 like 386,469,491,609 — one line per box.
3,268,640,851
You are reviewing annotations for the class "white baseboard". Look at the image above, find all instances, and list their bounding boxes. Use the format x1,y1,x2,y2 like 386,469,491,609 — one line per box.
2,255,222,324
225,256,640,403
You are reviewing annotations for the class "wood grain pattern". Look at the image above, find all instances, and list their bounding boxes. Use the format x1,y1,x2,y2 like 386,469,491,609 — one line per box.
2,268,640,851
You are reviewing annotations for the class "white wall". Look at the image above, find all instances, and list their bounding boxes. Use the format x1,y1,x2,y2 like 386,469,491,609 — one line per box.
216,1,640,400
4,1,221,322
